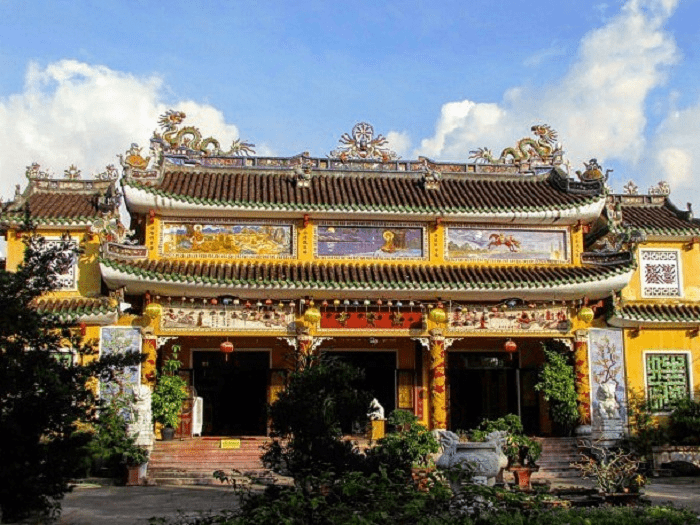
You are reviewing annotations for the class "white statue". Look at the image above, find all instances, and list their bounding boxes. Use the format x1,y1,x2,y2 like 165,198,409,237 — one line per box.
598,381,620,419
367,398,385,420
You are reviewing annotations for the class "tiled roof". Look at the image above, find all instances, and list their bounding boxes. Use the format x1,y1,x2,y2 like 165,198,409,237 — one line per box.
15,192,104,221
32,296,118,323
100,256,634,300
611,303,700,325
607,195,700,237
124,168,603,216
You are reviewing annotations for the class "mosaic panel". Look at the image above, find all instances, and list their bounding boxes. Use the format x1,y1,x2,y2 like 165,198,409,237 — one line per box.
588,329,628,429
447,304,571,333
645,353,690,411
316,222,425,260
160,220,295,259
43,239,77,289
445,226,569,263
160,304,296,333
640,250,682,298
99,327,142,418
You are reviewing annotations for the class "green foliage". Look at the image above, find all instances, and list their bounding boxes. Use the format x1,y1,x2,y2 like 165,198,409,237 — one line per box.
151,350,189,428
469,414,541,466
668,396,700,445
263,353,373,478
83,388,149,476
535,344,579,432
374,410,440,468
0,234,142,523
625,390,667,459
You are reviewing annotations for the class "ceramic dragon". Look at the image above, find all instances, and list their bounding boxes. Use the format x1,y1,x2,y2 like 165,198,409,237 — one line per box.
470,124,558,164
155,109,256,156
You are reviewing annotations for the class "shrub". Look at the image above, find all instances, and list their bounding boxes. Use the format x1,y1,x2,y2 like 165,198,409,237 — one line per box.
151,349,189,429
668,397,700,445
535,344,579,433
373,410,439,468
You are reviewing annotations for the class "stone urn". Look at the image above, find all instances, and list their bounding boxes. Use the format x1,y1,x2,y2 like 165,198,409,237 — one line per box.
435,431,508,487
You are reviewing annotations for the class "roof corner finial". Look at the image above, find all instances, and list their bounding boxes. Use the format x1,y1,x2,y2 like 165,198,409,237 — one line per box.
63,164,81,180
329,122,398,161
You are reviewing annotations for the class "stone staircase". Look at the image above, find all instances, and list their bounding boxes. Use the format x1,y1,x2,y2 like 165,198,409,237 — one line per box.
531,437,583,480
146,437,275,486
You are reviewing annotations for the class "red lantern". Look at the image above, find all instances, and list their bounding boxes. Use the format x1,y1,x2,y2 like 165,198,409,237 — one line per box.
79,322,87,336
504,339,517,353
220,341,234,354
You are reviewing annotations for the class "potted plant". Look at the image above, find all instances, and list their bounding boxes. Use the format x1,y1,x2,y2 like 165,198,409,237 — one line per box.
504,434,542,489
574,442,647,503
123,443,150,486
151,349,189,440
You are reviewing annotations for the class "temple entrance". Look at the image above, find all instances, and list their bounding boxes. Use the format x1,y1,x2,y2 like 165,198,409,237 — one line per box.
193,351,269,436
328,351,396,425
448,351,543,435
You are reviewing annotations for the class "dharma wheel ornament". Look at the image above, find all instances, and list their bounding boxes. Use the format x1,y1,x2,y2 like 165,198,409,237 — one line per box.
304,307,322,325
144,302,162,319
578,306,595,324
428,306,447,324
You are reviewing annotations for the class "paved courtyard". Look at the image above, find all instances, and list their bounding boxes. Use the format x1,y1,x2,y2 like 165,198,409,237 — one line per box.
54,477,700,525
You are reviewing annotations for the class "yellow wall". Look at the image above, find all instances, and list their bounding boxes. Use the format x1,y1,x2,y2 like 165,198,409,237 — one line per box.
622,241,700,302
5,228,103,298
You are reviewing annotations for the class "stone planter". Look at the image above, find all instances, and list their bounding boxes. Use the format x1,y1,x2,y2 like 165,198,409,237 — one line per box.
436,431,508,486
125,462,148,486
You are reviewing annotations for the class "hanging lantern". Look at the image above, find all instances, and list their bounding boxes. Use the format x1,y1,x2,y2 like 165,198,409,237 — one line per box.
220,340,234,354
322,299,329,307
428,306,447,324
144,302,162,319
334,299,341,307
265,298,273,306
79,321,87,336
211,298,218,305
504,339,517,353
578,306,595,323
304,306,322,325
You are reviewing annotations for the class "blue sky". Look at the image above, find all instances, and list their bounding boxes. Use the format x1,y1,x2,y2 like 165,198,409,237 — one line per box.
1,0,699,209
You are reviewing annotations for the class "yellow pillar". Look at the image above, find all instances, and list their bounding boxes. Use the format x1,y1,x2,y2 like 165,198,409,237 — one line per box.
574,330,591,425
142,335,157,387
428,329,447,429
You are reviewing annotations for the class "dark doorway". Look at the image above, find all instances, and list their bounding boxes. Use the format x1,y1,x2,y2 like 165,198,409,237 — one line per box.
449,353,525,433
193,351,269,436
329,351,396,420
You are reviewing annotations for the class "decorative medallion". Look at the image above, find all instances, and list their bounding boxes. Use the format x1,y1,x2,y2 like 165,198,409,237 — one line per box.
622,180,639,195
329,122,398,161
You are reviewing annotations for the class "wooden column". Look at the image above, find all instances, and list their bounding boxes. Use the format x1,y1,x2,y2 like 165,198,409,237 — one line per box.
574,330,591,425
428,329,447,430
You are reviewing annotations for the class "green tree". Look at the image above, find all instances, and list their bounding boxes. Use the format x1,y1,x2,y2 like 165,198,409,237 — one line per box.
0,234,141,522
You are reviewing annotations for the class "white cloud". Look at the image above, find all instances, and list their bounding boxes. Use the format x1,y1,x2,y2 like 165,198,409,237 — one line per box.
409,0,679,175
385,130,411,158
0,60,246,200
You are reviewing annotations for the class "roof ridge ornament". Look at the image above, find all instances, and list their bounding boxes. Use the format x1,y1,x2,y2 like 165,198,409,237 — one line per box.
622,180,639,195
576,158,612,183
648,181,670,196
329,122,399,162
154,110,256,157
469,124,561,166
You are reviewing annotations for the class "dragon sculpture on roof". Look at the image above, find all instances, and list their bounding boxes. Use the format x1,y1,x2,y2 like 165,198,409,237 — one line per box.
154,110,256,156
469,124,559,165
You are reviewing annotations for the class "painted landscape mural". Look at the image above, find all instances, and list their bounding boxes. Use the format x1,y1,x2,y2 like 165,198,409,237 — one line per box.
446,227,568,262
161,221,294,258
317,225,424,259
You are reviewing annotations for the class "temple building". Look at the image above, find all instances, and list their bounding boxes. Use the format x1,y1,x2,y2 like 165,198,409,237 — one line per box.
2,113,698,454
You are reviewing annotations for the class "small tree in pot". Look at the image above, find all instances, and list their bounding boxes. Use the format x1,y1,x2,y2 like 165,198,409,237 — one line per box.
151,349,188,440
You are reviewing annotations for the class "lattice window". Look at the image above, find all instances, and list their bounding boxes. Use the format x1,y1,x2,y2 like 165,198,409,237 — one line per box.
645,353,690,411
640,250,681,298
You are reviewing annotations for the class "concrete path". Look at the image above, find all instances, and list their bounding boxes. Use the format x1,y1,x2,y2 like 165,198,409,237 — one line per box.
55,477,700,524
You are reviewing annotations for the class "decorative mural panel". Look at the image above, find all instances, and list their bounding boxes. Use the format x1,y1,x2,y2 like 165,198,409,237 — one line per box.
645,352,690,411
315,222,426,260
43,239,78,289
445,226,569,263
588,329,628,431
640,250,682,298
447,305,571,333
160,303,296,333
160,220,295,259
319,309,424,331
99,327,142,410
